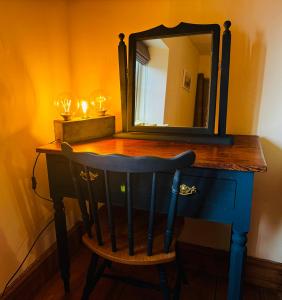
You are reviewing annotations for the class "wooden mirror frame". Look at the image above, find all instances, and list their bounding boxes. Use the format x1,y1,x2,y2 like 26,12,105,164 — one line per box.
116,21,233,145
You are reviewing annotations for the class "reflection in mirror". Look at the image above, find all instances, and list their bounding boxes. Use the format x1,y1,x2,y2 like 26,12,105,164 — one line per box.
134,34,212,128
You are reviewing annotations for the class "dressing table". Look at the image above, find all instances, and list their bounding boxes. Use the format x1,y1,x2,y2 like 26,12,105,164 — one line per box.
37,21,267,300
37,136,266,300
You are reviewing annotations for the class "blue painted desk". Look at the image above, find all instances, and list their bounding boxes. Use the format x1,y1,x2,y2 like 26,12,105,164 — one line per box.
37,135,267,300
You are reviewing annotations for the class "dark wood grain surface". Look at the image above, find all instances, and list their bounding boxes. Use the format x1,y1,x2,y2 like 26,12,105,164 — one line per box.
37,135,267,172
33,246,281,300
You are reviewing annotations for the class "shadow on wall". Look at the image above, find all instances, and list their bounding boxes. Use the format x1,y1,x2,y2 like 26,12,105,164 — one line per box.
0,230,19,292
227,28,266,134
249,138,282,260
1,127,52,240
0,40,53,290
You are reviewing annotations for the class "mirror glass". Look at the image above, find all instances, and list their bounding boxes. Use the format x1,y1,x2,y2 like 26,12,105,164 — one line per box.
134,34,212,128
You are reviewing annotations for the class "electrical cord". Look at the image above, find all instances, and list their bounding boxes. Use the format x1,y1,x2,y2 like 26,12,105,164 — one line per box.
1,139,61,297
31,152,52,203
31,152,53,203
0,217,55,298
31,140,58,203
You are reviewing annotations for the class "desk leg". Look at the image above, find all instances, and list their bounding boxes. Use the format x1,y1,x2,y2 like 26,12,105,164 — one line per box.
53,196,70,293
228,228,247,300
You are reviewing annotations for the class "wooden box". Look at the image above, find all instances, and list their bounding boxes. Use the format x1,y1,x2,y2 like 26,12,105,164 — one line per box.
54,115,115,144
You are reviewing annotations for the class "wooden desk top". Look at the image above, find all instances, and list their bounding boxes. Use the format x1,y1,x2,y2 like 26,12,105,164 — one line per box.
37,135,267,172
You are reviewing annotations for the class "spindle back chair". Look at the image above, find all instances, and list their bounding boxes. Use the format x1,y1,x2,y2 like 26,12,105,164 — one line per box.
61,142,195,300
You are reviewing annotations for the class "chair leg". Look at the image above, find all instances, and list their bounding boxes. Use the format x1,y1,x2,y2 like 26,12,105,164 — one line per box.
106,260,112,269
82,253,99,300
173,263,182,300
175,244,188,285
82,257,108,300
180,268,188,285
157,264,170,300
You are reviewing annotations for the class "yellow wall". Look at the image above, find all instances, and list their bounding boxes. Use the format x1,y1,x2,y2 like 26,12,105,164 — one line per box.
1,0,282,292
164,36,199,127
0,0,79,292
68,0,282,263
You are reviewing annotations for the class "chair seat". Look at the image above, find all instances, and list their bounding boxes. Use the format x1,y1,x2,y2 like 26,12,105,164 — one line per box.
82,205,184,266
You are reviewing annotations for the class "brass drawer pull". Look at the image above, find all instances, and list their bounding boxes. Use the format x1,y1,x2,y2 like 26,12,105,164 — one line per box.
179,184,197,196
80,170,99,182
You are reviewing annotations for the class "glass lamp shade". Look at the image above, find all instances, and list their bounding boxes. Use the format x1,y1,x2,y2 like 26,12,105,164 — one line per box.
90,90,110,116
54,93,77,121
77,98,96,119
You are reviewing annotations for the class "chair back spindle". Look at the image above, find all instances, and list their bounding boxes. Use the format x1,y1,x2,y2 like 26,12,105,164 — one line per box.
164,169,181,253
126,172,134,255
147,172,157,256
104,170,117,252
85,166,103,245
68,160,92,238
61,142,195,258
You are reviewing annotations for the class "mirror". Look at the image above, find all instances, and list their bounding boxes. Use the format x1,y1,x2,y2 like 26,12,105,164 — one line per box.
117,22,233,144
134,34,212,128
126,23,221,136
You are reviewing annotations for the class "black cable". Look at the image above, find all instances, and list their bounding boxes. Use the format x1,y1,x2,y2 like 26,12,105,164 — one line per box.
0,218,55,298
33,189,54,203
0,140,60,297
31,140,58,203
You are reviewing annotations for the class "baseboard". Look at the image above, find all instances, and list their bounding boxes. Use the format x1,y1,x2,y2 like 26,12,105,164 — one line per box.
3,222,281,299
178,242,282,291
3,222,83,300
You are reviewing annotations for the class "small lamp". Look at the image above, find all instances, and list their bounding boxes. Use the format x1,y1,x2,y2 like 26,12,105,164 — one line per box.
96,95,108,116
53,92,115,143
77,98,96,119
54,93,76,121
89,90,110,116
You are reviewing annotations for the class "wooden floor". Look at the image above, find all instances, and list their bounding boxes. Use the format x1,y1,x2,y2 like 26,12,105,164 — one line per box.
34,247,281,300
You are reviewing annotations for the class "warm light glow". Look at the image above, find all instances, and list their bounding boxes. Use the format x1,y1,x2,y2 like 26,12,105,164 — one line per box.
81,100,88,118
54,96,74,121
96,95,106,110
61,99,71,113
95,95,108,116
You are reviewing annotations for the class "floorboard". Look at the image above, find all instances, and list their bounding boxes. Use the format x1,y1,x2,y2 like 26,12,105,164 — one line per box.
33,246,281,300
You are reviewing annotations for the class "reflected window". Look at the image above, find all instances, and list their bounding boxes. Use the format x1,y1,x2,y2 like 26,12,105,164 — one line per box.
134,34,212,128
134,40,169,126
135,60,148,125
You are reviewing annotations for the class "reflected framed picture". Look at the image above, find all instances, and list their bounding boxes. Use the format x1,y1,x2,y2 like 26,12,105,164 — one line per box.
182,69,191,92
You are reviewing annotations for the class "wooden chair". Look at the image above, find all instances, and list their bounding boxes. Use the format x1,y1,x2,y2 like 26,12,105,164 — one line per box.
61,142,195,300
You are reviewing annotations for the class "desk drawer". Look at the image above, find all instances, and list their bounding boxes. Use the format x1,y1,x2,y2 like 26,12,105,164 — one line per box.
146,172,236,217
109,172,236,218
46,154,105,199
175,174,236,217
46,154,237,220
